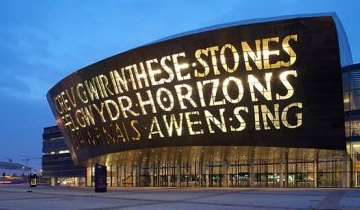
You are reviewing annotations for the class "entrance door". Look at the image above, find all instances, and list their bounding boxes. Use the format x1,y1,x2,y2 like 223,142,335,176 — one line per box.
209,174,223,187
139,175,150,187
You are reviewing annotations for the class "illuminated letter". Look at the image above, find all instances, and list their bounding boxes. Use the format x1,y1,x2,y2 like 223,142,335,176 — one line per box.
94,76,104,98
60,91,71,111
208,79,225,106
172,52,190,81
81,106,95,126
148,116,164,139
53,95,64,114
136,90,157,115
131,120,141,140
115,123,127,143
254,105,261,130
174,84,197,109
62,114,77,132
185,111,203,135
124,65,137,90
76,83,88,104
261,104,280,130
281,102,303,128
230,106,248,131
196,81,206,107
99,74,114,97
75,109,86,128
156,87,174,112
220,44,239,73
208,46,220,75
276,70,297,100
248,73,272,101
160,55,175,84
281,34,297,67
204,108,227,133
222,76,244,103
146,59,162,86
134,62,150,89
104,99,120,121
262,37,281,69
241,40,263,71
194,49,210,77
110,69,129,94
163,114,183,137
197,79,225,107
92,102,106,122
117,96,139,118
65,87,77,108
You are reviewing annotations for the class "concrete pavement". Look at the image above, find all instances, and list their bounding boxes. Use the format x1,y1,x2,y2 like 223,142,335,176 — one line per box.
0,184,360,209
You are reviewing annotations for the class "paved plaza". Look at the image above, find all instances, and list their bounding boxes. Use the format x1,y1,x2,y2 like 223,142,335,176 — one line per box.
0,184,360,210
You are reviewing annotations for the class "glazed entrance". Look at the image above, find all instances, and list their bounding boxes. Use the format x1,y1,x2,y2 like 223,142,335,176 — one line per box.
86,146,349,188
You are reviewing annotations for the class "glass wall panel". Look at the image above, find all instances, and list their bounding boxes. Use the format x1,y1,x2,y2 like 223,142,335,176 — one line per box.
85,146,348,188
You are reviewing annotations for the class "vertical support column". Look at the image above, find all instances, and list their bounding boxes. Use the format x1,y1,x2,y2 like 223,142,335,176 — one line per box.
150,164,154,187
249,148,255,188
314,152,318,188
117,165,120,187
186,162,189,187
176,162,181,187
350,156,354,188
285,150,289,188
85,167,87,187
343,157,348,187
295,157,298,188
249,158,255,187
353,158,356,187
200,162,203,187
86,166,91,187
132,165,135,187
167,163,171,186
194,161,197,187
88,165,94,187
223,161,229,187
279,156,284,188
110,165,113,187
123,163,126,187
205,162,209,187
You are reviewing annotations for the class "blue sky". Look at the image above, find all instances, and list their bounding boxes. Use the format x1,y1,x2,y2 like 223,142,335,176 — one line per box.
0,0,359,169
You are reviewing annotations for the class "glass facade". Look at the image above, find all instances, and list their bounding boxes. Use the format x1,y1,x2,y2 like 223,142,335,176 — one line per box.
344,64,360,187
86,146,350,188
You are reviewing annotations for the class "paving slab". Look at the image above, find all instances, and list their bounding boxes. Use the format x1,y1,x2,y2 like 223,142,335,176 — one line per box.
0,184,359,210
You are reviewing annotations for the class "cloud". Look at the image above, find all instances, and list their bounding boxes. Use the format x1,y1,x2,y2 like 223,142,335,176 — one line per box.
0,76,51,101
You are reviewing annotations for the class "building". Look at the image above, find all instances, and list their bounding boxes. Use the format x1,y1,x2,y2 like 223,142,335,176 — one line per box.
0,161,30,184
42,126,86,186
0,161,30,177
47,14,360,187
344,63,360,186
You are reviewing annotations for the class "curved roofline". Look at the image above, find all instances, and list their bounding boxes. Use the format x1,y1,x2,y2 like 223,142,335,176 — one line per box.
147,13,352,67
332,14,353,66
148,13,336,45
345,63,360,69
47,13,352,96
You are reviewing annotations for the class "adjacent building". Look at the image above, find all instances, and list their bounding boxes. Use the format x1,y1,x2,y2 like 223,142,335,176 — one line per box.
42,126,85,186
344,63,360,186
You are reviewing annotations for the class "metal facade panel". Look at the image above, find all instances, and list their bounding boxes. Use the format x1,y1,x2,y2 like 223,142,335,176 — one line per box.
47,16,346,164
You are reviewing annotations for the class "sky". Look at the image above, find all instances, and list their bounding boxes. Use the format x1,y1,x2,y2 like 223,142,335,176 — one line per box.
0,0,359,169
